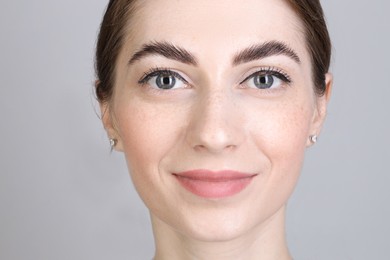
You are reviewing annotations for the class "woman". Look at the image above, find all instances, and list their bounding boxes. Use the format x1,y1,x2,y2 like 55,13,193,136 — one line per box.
95,0,332,259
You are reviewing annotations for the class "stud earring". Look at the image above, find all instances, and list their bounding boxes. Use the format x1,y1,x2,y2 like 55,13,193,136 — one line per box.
309,135,318,144
109,138,117,150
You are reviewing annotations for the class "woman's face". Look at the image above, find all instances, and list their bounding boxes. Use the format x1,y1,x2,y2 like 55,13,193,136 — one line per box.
103,0,330,241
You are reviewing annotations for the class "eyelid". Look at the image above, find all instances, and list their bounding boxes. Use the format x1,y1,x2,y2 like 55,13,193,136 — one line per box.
138,67,189,85
239,66,292,85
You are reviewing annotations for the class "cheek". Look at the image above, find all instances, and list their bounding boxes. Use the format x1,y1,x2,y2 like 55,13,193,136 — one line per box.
265,110,308,188
114,99,185,195
263,104,311,156
247,99,313,200
247,87,314,159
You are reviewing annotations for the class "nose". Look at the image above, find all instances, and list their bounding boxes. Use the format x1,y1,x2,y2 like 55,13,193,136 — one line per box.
185,89,245,154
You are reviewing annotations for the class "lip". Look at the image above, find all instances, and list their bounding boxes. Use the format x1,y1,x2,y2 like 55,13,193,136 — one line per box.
173,169,257,199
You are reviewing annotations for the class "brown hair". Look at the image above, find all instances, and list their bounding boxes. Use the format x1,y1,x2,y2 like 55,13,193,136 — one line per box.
95,0,331,103
286,0,331,96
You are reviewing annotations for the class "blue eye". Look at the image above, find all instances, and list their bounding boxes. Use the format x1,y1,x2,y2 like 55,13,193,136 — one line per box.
155,74,177,89
243,68,291,90
252,74,277,89
139,69,187,90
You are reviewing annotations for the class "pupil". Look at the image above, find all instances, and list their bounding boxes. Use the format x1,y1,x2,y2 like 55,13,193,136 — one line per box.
163,77,170,85
255,75,273,89
157,75,176,89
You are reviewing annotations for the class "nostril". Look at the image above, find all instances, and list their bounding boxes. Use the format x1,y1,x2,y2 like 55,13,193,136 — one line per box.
193,144,205,152
226,145,236,150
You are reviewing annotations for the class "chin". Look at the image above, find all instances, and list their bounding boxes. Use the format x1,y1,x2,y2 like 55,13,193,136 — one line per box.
188,220,245,242
171,201,272,242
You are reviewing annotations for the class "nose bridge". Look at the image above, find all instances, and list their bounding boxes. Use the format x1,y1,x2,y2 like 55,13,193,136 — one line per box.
186,86,244,153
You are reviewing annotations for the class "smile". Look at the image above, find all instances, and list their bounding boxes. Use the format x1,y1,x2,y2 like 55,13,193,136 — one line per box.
173,170,257,199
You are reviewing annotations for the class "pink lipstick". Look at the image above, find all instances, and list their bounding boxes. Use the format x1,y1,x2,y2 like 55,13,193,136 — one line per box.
173,170,257,199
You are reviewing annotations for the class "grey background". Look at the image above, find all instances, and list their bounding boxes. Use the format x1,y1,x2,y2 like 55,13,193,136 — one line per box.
0,1,389,259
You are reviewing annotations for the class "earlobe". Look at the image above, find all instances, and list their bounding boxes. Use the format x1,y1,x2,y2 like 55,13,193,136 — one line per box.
307,73,333,147
99,101,124,152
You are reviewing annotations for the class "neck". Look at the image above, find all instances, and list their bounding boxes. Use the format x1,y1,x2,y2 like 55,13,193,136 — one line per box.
151,206,292,260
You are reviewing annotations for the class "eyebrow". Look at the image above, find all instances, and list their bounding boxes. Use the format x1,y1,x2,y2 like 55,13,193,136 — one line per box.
128,40,300,66
232,41,301,65
128,41,198,65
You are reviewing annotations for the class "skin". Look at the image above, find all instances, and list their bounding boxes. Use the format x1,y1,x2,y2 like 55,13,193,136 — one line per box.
101,0,332,259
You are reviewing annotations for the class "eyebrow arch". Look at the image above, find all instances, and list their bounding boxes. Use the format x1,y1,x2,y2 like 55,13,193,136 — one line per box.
233,41,301,66
128,41,198,66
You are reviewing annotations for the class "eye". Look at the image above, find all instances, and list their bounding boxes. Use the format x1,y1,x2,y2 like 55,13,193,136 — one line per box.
249,74,279,89
242,68,291,90
150,73,185,90
139,69,188,90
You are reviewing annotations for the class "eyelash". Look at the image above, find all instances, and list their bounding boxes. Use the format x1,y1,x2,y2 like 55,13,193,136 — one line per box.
137,66,292,89
239,66,292,85
138,67,188,85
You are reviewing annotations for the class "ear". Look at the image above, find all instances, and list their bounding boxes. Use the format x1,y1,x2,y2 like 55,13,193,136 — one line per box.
97,81,124,152
307,73,333,147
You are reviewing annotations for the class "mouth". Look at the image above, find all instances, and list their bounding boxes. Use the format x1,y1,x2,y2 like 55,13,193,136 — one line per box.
173,169,257,199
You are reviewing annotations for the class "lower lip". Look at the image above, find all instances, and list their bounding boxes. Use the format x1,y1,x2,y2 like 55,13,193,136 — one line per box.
174,172,256,199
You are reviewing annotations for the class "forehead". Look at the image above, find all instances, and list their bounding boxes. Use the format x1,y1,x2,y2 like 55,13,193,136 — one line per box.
128,0,307,63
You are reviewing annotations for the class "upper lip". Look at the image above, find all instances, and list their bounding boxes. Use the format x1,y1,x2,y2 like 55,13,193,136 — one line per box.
173,169,258,181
